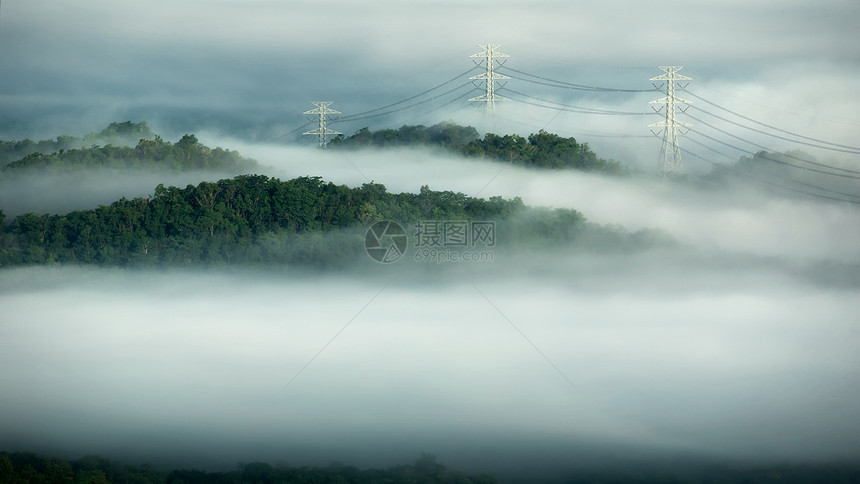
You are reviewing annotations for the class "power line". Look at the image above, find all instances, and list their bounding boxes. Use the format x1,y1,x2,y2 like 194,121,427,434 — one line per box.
400,87,482,125
690,104,860,155
686,90,860,151
499,66,654,93
502,88,655,116
331,82,475,124
687,127,860,180
686,113,860,179
337,66,480,121
572,132,653,139
263,121,314,143
680,147,860,204
684,137,860,200
684,134,738,162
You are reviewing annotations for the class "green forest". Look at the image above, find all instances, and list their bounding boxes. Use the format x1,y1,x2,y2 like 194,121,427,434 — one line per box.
0,173,668,267
3,451,859,484
0,121,258,174
0,122,668,268
330,122,629,174
0,452,498,484
1,121,154,166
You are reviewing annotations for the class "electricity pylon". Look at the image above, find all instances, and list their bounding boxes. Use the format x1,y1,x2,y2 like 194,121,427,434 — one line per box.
303,101,341,148
469,44,510,113
649,66,692,179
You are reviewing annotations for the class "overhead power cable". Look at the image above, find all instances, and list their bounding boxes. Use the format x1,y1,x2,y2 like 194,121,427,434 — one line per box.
684,137,860,200
686,113,860,177
690,105,860,155
502,88,655,116
499,66,656,93
687,127,860,180
263,121,314,143
686,91,860,151
332,82,474,124
404,87,482,124
337,66,480,121
680,147,860,204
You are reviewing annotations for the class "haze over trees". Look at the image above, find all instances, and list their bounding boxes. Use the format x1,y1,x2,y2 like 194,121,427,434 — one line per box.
0,452,499,484
0,121,259,174
0,121,155,166
700,149,860,202
330,122,630,174
0,173,670,267
1,121,850,271
0,122,676,268
3,450,859,484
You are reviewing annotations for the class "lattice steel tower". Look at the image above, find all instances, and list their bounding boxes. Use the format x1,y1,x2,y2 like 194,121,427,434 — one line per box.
469,44,510,113
303,101,342,148
649,66,692,178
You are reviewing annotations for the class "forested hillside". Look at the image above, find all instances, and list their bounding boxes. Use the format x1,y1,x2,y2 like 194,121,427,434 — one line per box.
330,122,629,174
0,122,670,268
0,121,155,167
0,174,668,267
3,450,859,484
0,452,498,484
0,122,259,174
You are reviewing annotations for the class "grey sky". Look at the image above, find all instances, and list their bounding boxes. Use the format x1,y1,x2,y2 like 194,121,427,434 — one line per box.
2,2,860,478
1,0,858,172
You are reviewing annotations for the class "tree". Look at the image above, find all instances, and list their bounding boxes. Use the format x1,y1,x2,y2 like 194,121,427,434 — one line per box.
175,134,198,150
0,456,14,483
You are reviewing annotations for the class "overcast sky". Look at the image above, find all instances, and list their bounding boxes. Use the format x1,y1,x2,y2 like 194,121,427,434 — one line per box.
2,2,860,479
1,0,859,172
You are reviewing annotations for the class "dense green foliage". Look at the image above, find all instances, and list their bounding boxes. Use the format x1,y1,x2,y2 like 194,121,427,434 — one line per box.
329,121,481,149
3,451,859,484
0,123,662,268
0,173,667,268
0,121,156,167
1,131,259,175
0,175,535,267
460,130,627,173
331,123,629,174
0,452,498,484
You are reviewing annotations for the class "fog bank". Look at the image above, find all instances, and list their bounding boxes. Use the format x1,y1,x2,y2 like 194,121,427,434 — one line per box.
1,253,858,476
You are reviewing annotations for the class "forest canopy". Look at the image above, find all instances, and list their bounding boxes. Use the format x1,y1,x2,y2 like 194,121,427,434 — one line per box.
0,123,670,268
0,121,155,167
330,122,630,174
0,122,259,174
0,452,498,484
0,174,668,268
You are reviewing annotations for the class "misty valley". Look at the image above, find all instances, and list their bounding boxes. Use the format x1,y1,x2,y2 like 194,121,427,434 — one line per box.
1,121,859,483
4,1,860,481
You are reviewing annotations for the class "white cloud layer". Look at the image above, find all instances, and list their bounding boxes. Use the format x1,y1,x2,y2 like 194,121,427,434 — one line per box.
1,259,858,474
2,1,860,476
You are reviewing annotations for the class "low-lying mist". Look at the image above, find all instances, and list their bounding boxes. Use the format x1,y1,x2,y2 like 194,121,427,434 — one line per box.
212,139,860,262
1,247,858,478
2,140,859,481
0,167,258,218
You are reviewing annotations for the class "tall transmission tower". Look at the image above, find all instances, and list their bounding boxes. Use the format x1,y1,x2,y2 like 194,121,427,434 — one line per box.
469,44,510,113
303,101,342,148
649,66,692,178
